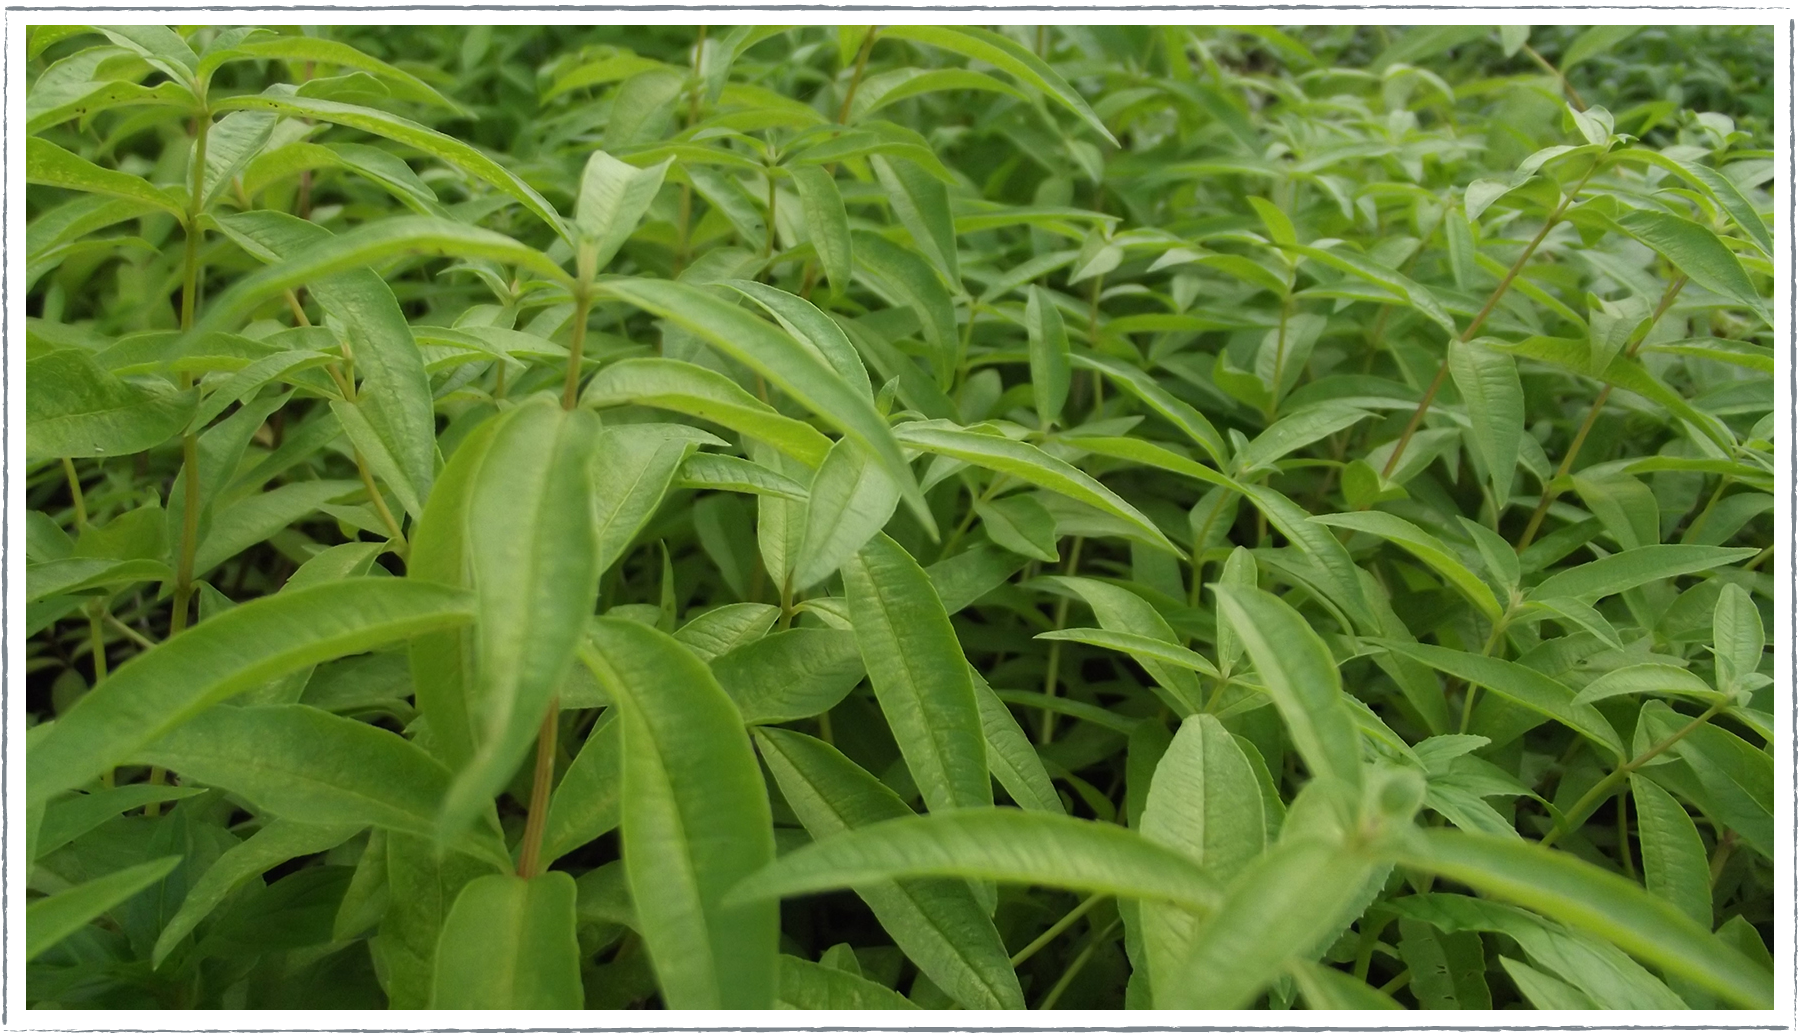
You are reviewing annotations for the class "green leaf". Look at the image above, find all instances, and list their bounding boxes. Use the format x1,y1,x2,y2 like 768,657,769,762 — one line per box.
1447,338,1523,505
440,397,601,846
752,727,1024,1009
33,784,203,863
971,670,1062,813
725,280,873,398
1070,353,1228,464
1572,470,1660,551
541,710,620,866
133,704,503,867
28,855,182,962
851,229,960,386
1711,583,1765,699
1615,208,1766,320
1040,575,1205,711
1560,25,1641,69
215,93,569,241
871,154,960,286
26,137,186,219
881,26,1117,144
712,629,865,725
592,424,705,573
1289,958,1402,1009
597,277,929,531
1213,585,1363,816
152,819,362,967
206,34,459,108
789,166,854,297
1528,545,1758,603
1312,511,1503,621
585,617,778,1009
1140,714,1266,1004
574,149,671,274
843,534,991,813
429,872,582,1008
1378,640,1624,760
975,493,1059,563
776,955,921,1009
896,421,1176,554
29,579,471,806
1026,285,1071,428
27,349,197,464
583,357,833,467
1629,775,1712,929
729,809,1221,913
1397,828,1769,1008
1572,663,1719,706
680,452,807,500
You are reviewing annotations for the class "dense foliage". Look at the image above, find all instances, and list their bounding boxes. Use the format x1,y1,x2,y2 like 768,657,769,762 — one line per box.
24,23,1776,1011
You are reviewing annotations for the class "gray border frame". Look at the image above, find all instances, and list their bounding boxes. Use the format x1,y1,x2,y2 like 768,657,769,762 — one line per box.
7,6,1792,1029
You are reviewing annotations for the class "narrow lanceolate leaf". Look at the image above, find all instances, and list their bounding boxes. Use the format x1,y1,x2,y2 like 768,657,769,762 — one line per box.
777,955,921,1009
597,277,929,531
1167,837,1380,1009
1140,714,1266,1005
152,819,362,967
895,421,1178,553
753,728,1024,1010
28,856,181,961
133,705,505,868
586,618,778,1009
852,229,959,385
1615,208,1767,320
730,809,1221,913
26,137,185,218
583,357,833,467
844,534,991,814
1379,640,1625,760
793,439,900,592
871,154,959,285
712,629,865,725
1213,586,1363,818
880,25,1117,144
27,350,196,463
725,280,873,398
592,424,705,573
29,579,471,806
542,710,620,866
971,671,1063,814
1447,338,1523,505
1312,511,1503,621
1629,775,1712,930
441,397,601,845
1026,285,1071,428
789,165,853,296
1527,545,1759,604
215,93,570,241
1396,828,1771,1009
573,149,671,273
429,873,582,1008
1040,576,1205,711
1070,353,1228,464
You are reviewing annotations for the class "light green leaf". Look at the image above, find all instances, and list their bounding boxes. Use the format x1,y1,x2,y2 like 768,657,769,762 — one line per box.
1026,285,1071,428
1448,338,1523,505
1070,353,1228,464
725,280,873,398
844,534,991,813
1630,775,1712,929
1397,828,1769,1008
1528,545,1758,603
881,25,1117,144
574,149,672,274
1312,511,1503,621
27,349,197,464
541,710,619,866
871,154,959,285
1572,664,1719,706
789,166,854,297
971,670,1062,814
975,493,1059,563
26,137,185,219
583,357,833,468
852,229,959,386
28,856,181,962
1040,575,1205,711
1379,640,1624,760
29,579,472,806
1616,208,1766,320
752,727,1024,1009
586,618,778,1009
429,873,582,1008
713,629,865,725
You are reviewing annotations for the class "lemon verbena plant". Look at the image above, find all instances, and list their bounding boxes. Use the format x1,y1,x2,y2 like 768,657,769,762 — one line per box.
23,24,1776,1011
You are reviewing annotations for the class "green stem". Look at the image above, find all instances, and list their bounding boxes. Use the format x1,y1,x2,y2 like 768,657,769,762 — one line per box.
170,107,213,640
837,28,880,124
561,291,593,410
1381,160,1598,482
1039,536,1085,744
1539,700,1724,849
1037,917,1120,1009
515,699,560,878
61,457,88,530
106,612,157,651
1012,892,1105,967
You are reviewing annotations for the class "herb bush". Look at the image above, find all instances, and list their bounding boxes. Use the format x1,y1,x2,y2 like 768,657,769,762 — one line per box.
23,23,1777,1011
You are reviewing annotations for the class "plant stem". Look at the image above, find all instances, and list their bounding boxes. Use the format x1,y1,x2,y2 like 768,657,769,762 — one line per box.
1539,700,1723,849
354,447,409,558
1516,274,1687,549
62,457,88,529
1381,162,1597,481
837,28,880,124
170,107,213,639
515,699,560,878
1039,537,1085,744
561,291,592,410
1012,892,1106,967
1037,917,1120,1009
106,612,157,650
1521,44,1588,110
